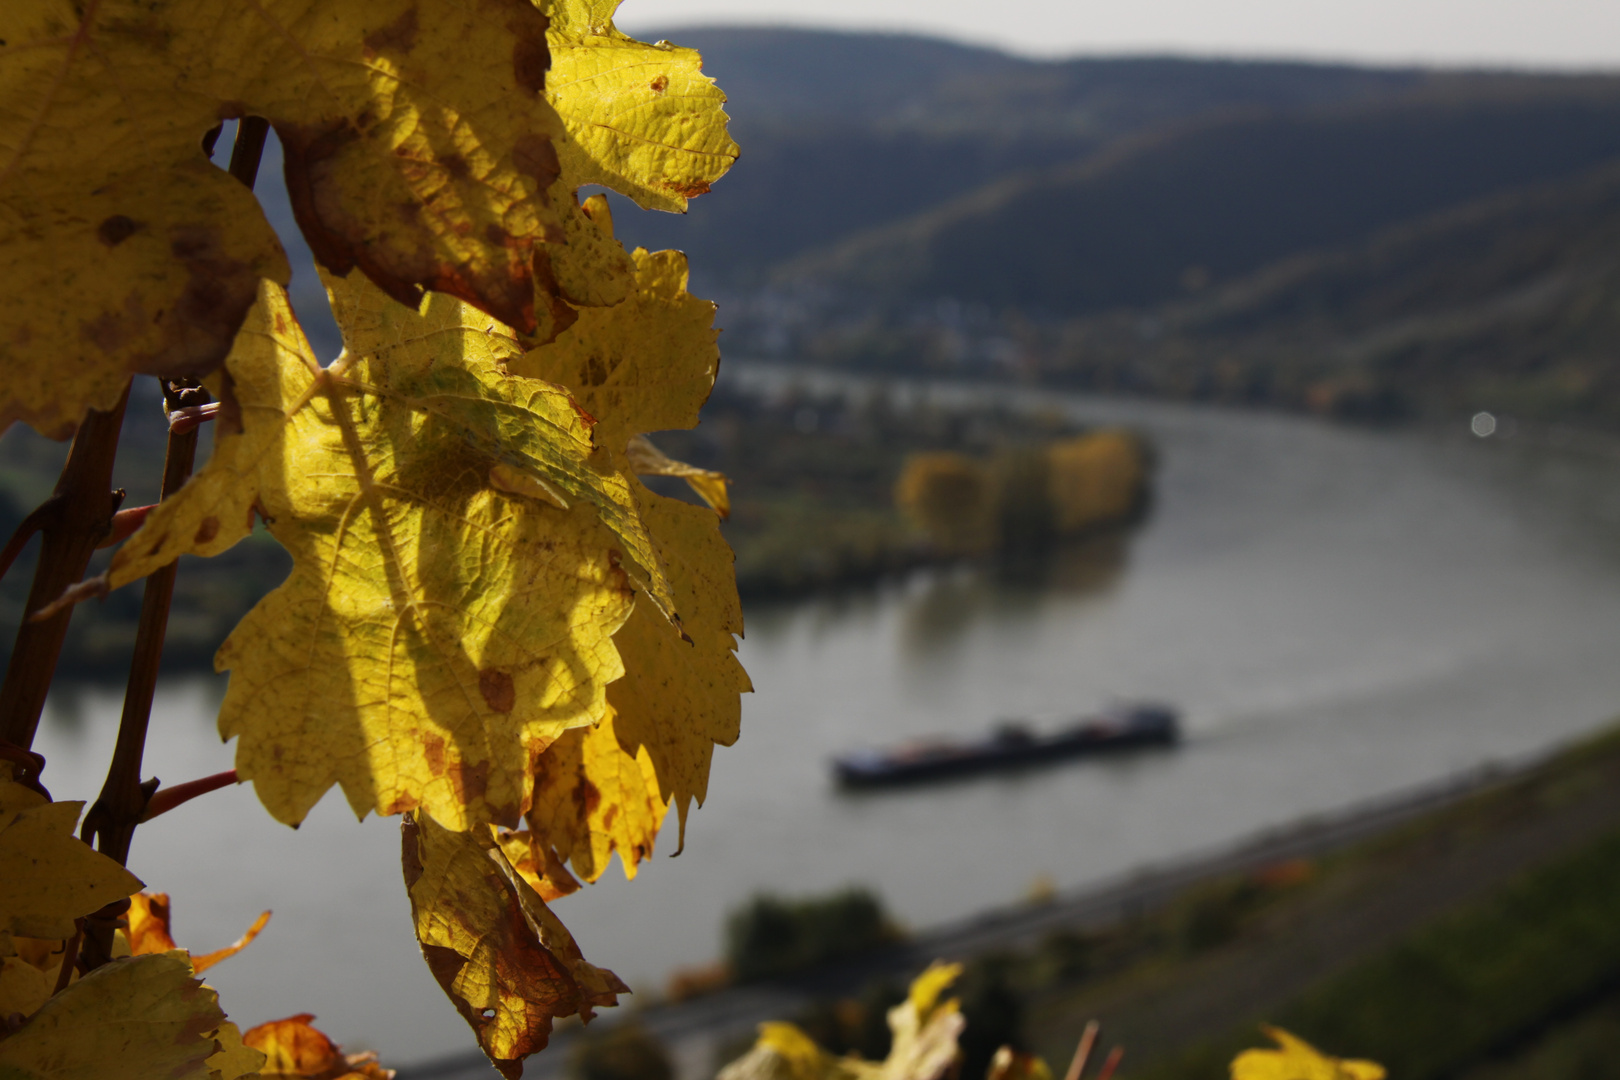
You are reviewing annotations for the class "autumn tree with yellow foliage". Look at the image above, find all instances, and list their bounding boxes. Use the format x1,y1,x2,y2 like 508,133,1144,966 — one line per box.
0,1,748,1075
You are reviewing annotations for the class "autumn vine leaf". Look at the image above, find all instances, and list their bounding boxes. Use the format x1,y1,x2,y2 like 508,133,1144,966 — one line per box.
76,276,672,830
718,962,967,1080
511,201,747,844
403,812,626,1078
608,482,749,841
511,197,722,455
0,773,142,957
542,0,740,212
0,0,738,439
1230,1027,1385,1080
3,0,747,1071
517,706,667,885
0,952,231,1080
243,1013,393,1079
125,893,271,976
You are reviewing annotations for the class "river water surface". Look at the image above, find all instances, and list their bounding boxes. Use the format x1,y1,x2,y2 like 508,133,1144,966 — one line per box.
30,369,1620,1063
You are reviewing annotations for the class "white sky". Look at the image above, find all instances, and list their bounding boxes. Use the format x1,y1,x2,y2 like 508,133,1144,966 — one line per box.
617,0,1620,70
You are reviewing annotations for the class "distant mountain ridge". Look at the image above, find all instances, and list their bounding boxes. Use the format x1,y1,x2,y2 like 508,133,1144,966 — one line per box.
1044,160,1620,422
608,29,1440,286
606,27,1620,310
776,84,1620,315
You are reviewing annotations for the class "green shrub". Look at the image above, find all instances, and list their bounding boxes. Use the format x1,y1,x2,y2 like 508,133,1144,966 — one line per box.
726,888,897,981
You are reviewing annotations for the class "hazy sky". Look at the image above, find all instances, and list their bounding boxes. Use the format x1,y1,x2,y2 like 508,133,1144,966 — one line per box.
617,0,1620,70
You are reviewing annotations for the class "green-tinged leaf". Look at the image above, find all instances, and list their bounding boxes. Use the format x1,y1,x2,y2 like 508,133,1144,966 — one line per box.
92,279,647,830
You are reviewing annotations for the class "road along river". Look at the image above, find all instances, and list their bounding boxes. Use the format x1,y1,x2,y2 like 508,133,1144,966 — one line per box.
31,367,1620,1066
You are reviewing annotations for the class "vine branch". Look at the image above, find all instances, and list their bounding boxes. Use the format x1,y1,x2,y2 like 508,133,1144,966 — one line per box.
0,386,130,752
73,117,270,970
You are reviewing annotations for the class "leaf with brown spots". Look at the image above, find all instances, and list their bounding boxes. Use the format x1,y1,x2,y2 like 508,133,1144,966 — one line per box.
403,812,626,1079
0,0,701,438
542,0,739,212
509,199,721,457
77,274,668,830
518,705,667,884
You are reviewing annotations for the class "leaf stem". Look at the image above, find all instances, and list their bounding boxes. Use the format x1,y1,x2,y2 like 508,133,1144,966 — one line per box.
140,768,239,822
0,385,130,751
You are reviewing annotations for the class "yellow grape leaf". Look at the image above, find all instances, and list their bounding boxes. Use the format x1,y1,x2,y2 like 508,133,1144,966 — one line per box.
0,160,290,438
125,893,270,976
881,962,966,1080
511,211,722,455
243,1014,392,1079
542,0,739,211
0,776,143,957
718,964,965,1080
522,706,667,884
546,195,636,313
228,0,565,334
717,1023,844,1080
0,955,55,1021
3,0,565,334
1230,1027,1385,1080
94,279,655,830
402,812,627,1079
625,435,731,518
0,952,224,1080
206,1022,267,1080
609,483,749,841
0,0,726,436
0,0,287,436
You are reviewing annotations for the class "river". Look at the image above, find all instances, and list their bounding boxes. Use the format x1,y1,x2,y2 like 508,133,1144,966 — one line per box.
28,367,1620,1066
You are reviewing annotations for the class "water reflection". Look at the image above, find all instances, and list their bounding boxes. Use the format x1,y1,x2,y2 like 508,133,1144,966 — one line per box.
900,535,1133,659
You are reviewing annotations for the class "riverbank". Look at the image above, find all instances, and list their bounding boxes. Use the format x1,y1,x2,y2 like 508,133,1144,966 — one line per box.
402,718,1620,1079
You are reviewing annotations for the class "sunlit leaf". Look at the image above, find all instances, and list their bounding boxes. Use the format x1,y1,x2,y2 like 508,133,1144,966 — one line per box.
125,893,270,976
541,0,739,211
511,207,722,455
402,812,626,1079
1230,1026,1386,1080
608,482,749,842
86,278,654,830
626,435,730,519
520,706,667,884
